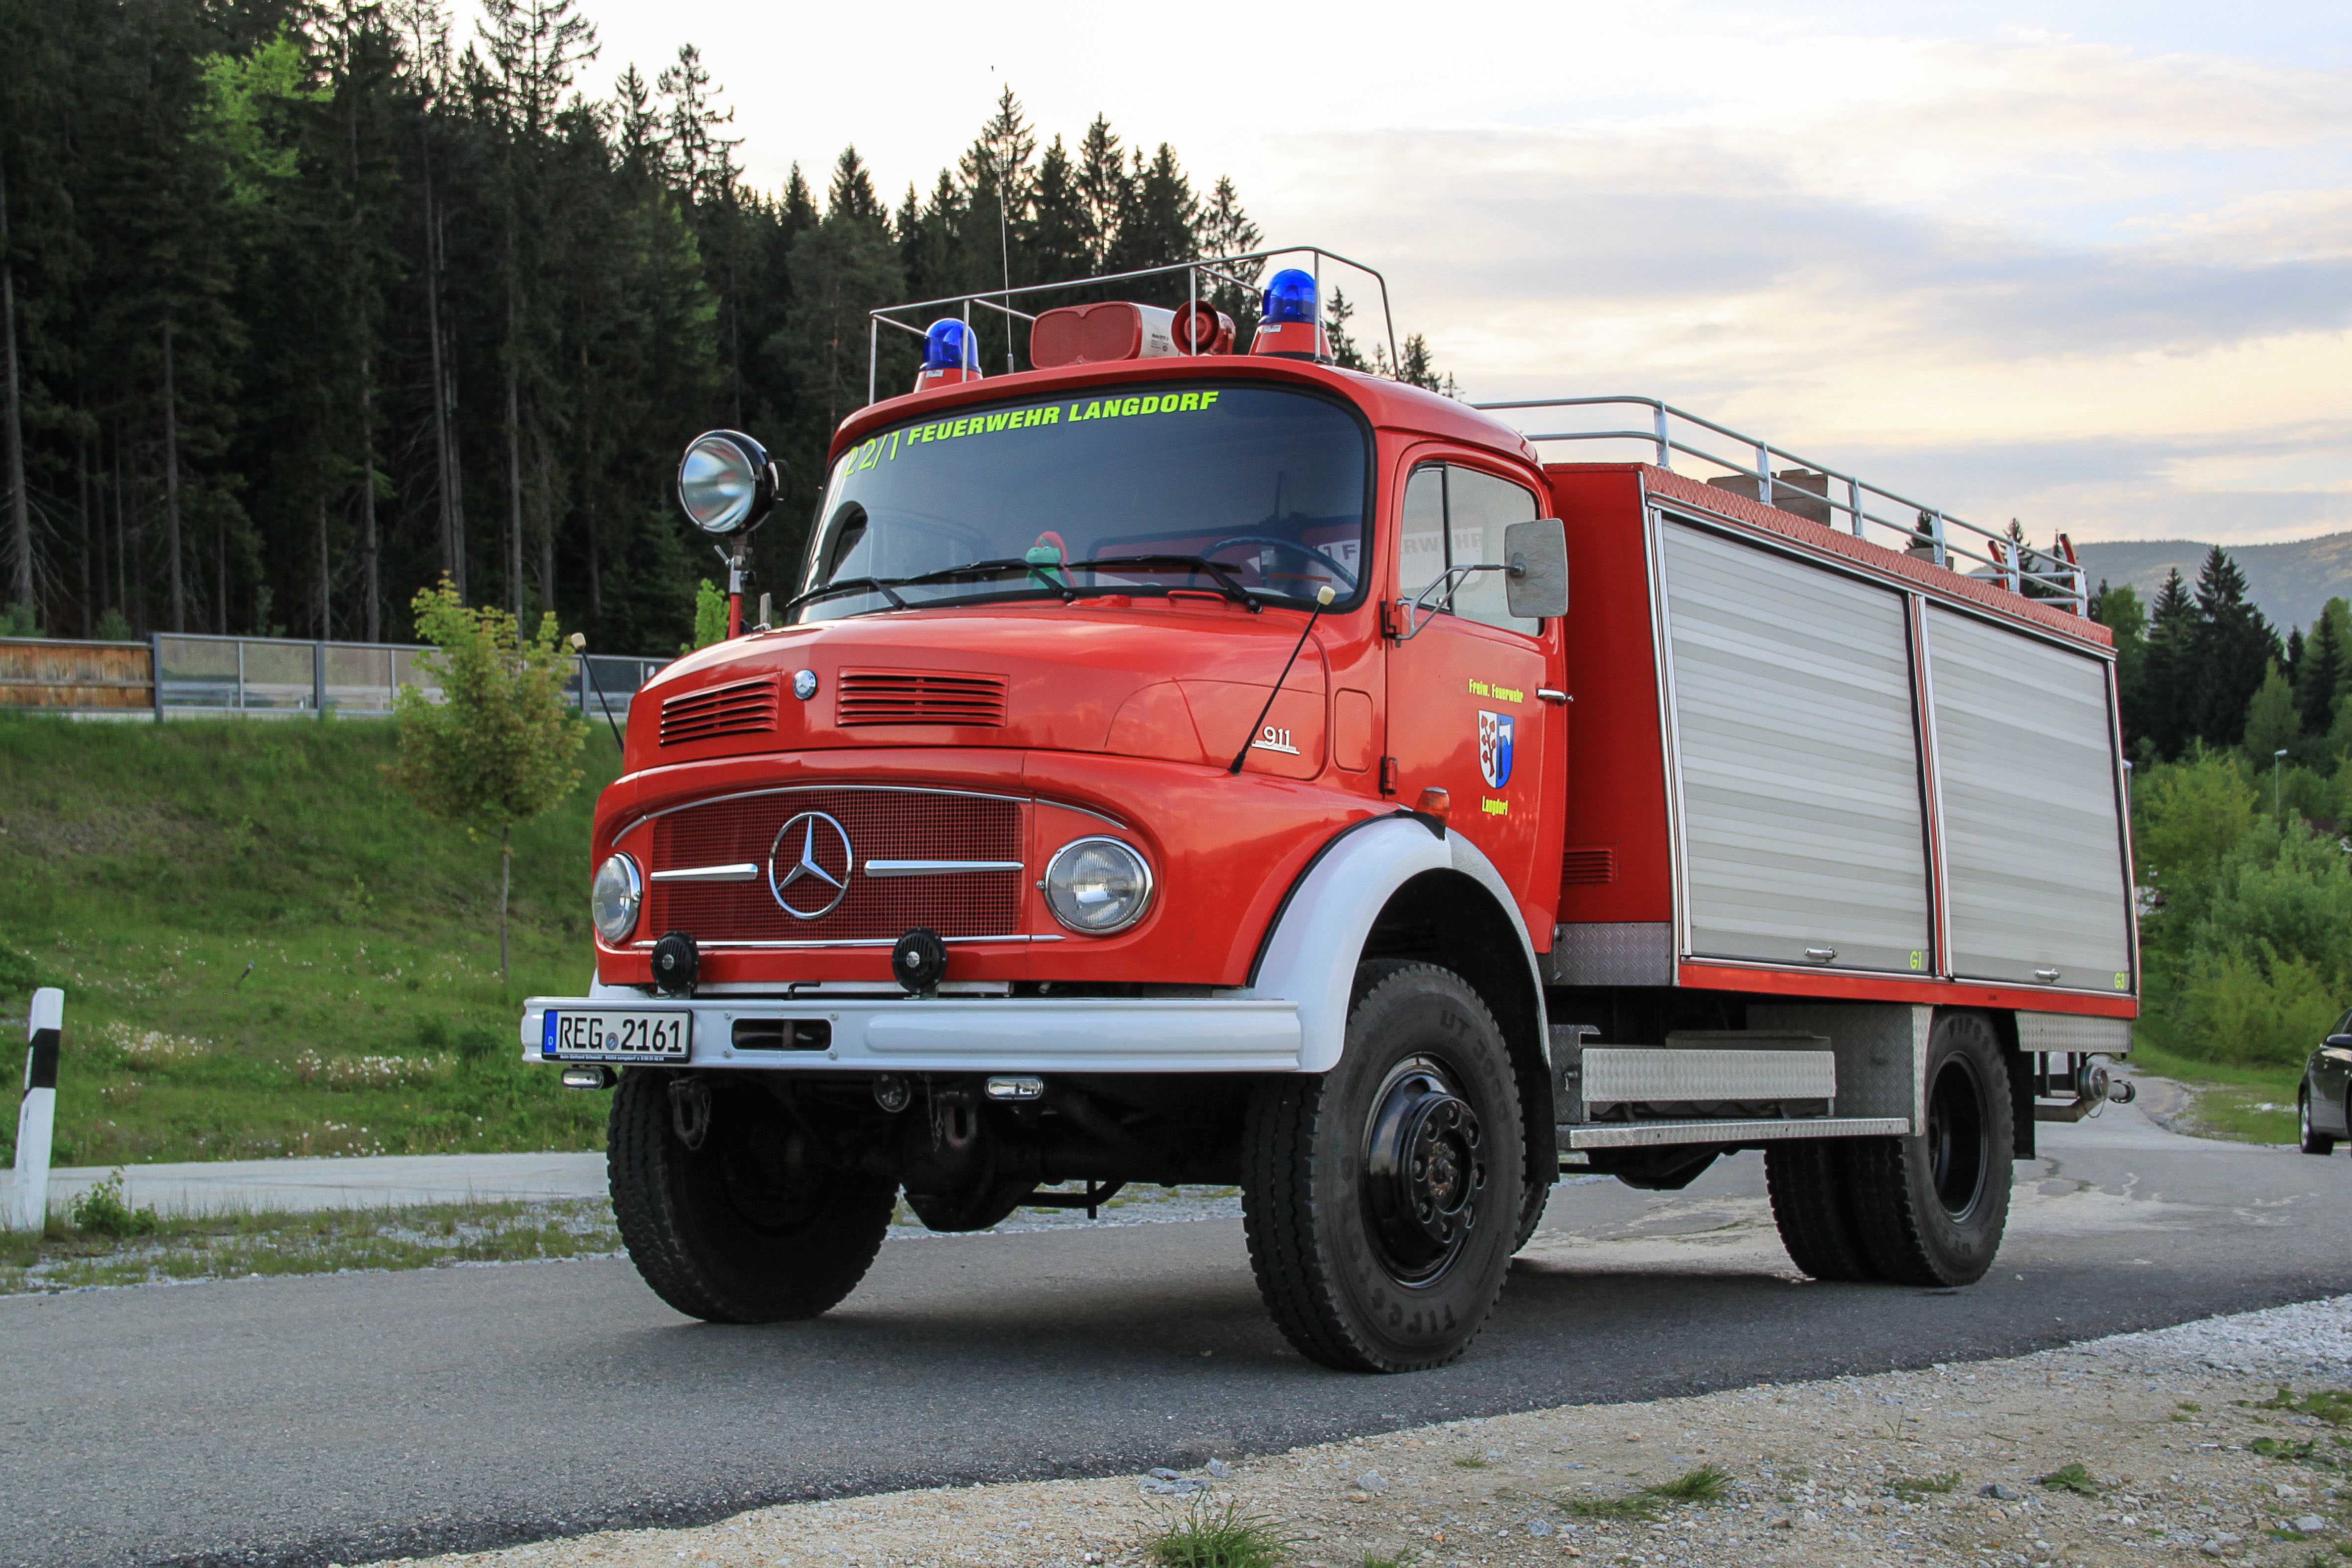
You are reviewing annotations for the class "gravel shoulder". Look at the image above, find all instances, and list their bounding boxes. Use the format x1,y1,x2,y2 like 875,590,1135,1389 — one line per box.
392,1295,2352,1568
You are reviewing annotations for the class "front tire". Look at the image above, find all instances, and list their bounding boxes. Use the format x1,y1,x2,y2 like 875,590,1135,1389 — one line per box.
1844,1011,2012,1288
2299,1088,2335,1155
609,1070,897,1323
1240,963,1523,1372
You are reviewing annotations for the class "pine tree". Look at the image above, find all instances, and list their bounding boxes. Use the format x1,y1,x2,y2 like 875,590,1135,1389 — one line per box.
2188,545,2279,750
1073,116,1125,274
2142,568,2197,759
2300,612,2343,737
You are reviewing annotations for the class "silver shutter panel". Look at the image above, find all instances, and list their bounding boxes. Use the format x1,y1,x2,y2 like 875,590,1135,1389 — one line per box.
1661,521,1931,972
1924,605,2132,988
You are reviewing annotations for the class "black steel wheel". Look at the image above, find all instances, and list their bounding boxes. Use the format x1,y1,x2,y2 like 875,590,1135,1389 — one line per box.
1845,1011,2013,1288
1764,1139,1880,1281
1240,962,1523,1372
608,1069,897,1323
2300,1085,2336,1155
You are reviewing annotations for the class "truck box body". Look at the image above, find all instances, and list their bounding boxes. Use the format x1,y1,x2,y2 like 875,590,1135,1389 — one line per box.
1544,461,2135,1017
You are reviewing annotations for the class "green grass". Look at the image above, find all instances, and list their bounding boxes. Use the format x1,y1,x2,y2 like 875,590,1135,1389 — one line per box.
1146,1501,1293,1568
0,1195,620,1292
1641,1465,1732,1503
2249,1389,2352,1427
1562,1493,1659,1522
2128,1039,2305,1145
1564,1465,1734,1522
1888,1471,1961,1499
0,715,622,1165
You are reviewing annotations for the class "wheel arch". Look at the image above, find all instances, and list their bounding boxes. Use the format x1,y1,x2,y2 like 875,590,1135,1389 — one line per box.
1242,817,1548,1095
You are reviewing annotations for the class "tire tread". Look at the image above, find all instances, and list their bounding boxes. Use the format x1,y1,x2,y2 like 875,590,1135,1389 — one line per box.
1239,962,1519,1373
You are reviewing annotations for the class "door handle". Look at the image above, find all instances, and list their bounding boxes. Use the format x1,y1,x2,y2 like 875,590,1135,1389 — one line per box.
2034,968,2062,983
1804,946,1837,963
1537,688,1570,705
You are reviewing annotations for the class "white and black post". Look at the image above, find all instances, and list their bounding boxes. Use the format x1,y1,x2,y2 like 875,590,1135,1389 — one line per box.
11,986,60,1232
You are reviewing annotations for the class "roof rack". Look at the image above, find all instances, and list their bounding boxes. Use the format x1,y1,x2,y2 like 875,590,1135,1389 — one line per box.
1473,395,2088,616
864,245,1398,409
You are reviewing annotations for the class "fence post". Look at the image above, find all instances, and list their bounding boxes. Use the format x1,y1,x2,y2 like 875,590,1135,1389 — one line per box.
314,640,327,718
10,987,61,1233
149,632,164,724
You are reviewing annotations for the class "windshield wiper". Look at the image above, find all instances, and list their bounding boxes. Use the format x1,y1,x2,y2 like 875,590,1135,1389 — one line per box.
1059,555,1262,613
783,576,911,616
786,554,1268,619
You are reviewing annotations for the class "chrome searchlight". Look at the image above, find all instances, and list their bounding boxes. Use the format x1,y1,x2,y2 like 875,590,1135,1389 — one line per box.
676,429,777,537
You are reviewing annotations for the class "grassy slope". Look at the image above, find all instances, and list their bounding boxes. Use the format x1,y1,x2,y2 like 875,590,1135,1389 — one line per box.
0,714,621,1165
2129,1038,2305,1146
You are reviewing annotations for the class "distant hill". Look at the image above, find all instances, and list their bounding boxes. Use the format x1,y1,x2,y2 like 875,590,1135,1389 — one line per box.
2074,534,2352,634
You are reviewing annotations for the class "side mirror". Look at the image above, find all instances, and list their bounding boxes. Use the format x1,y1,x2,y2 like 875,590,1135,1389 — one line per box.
1504,518,1569,621
2327,1034,2352,1049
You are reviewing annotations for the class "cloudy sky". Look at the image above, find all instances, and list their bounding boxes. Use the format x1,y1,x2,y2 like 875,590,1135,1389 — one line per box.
538,0,2348,547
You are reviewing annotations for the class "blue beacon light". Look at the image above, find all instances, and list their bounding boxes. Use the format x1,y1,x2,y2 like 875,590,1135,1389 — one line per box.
916,317,982,390
1250,268,1326,359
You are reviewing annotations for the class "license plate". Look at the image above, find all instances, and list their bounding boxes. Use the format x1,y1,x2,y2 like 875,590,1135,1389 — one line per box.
541,1009,691,1062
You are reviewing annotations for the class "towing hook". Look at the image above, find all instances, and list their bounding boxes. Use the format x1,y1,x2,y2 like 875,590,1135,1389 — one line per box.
2108,1078,2137,1105
669,1078,712,1151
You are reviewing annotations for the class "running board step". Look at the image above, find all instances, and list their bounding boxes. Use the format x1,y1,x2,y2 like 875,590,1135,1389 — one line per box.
1550,1031,1837,1122
1562,1116,1910,1151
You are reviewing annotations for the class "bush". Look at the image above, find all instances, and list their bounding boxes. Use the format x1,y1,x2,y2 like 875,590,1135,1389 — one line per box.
2138,751,2352,1064
0,941,41,1001
69,1173,160,1238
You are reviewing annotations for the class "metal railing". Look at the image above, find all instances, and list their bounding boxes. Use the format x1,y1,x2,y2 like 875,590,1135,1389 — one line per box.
865,245,1399,408
146,634,668,721
1472,395,2089,615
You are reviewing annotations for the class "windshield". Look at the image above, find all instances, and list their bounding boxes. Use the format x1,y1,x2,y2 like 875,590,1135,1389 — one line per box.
795,383,1369,621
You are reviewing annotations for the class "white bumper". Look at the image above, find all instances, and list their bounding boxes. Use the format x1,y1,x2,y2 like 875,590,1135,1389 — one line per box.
519,993,1303,1074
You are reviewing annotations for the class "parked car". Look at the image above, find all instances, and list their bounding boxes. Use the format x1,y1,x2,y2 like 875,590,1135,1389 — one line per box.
2299,1013,2352,1154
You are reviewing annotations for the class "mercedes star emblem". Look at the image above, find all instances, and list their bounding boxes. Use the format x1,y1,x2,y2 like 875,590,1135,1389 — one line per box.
768,811,855,919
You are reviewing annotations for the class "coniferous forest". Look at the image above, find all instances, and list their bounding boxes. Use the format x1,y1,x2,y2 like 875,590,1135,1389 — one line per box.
0,0,1452,654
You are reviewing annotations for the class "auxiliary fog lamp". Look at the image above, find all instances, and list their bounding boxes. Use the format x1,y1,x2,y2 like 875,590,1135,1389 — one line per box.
676,430,778,537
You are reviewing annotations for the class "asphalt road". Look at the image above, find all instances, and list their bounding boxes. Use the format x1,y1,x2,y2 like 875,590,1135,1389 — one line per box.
10,1089,2352,1568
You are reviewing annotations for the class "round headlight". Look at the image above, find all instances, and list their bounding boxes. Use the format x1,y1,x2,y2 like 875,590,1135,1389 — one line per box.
1041,837,1154,934
592,853,642,945
677,429,777,536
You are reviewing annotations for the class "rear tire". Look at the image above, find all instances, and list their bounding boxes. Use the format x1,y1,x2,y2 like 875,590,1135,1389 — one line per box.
2300,1088,2335,1155
1844,1011,2012,1288
1240,963,1523,1372
1764,1140,1879,1281
609,1069,897,1323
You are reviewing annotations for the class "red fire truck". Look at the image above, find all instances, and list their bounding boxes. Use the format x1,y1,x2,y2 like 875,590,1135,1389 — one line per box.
523,249,2137,1373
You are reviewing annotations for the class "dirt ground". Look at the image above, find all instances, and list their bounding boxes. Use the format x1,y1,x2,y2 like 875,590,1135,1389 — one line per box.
389,1295,2352,1568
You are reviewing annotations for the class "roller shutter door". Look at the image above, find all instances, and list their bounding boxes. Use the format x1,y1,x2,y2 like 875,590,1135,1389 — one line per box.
1661,521,1931,972
1924,605,2132,989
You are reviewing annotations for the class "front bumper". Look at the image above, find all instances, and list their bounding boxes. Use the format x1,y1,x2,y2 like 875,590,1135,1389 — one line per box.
519,993,1304,1075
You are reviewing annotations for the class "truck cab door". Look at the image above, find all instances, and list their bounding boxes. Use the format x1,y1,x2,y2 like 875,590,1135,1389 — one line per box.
1384,460,1562,937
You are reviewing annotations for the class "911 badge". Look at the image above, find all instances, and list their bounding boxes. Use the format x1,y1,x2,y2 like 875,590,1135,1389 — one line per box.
1478,711,1515,788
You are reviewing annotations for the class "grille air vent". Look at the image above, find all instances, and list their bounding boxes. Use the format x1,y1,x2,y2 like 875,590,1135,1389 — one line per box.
1562,847,1617,888
837,668,1009,727
660,678,778,746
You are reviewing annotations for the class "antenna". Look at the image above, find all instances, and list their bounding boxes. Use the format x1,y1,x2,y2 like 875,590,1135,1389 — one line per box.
998,140,1015,373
